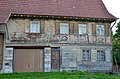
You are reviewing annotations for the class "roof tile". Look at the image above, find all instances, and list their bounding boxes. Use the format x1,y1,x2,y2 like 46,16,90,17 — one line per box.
0,0,116,23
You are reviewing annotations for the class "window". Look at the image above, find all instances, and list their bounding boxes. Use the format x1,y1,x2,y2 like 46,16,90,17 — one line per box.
79,24,87,34
30,21,40,33
96,25,104,36
82,50,90,61
60,23,69,34
97,50,105,61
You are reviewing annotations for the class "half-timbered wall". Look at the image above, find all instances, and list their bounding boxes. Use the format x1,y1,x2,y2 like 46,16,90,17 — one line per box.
6,19,112,45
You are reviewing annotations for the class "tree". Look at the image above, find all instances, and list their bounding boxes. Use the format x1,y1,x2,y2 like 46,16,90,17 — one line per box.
112,21,120,66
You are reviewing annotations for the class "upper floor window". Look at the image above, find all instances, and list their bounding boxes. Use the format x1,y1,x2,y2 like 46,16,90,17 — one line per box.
30,21,40,33
82,50,91,61
60,23,69,34
96,25,104,36
79,24,87,34
97,50,105,61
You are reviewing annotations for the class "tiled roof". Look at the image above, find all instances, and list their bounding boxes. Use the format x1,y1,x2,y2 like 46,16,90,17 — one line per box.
0,0,116,23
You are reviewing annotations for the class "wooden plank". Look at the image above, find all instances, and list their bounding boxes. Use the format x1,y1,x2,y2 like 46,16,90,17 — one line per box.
55,22,60,34
92,24,96,36
40,20,45,33
69,23,74,34
74,23,79,34
105,24,110,37
0,35,3,69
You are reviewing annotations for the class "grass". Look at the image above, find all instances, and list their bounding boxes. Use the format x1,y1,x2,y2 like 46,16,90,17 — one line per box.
0,71,120,79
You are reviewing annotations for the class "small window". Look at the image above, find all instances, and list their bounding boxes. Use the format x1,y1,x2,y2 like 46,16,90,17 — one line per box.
79,24,87,34
30,21,40,33
96,25,104,36
97,50,105,61
82,50,91,61
60,23,69,34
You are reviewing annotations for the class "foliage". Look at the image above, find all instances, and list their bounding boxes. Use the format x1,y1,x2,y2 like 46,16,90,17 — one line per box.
113,21,120,65
0,72,120,79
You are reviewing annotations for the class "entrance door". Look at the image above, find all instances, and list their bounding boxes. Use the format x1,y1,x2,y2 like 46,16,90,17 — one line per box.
0,35,3,69
51,48,60,71
14,49,43,72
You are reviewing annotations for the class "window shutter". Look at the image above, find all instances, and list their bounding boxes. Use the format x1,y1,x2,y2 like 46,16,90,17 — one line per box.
105,24,110,37
55,22,60,34
40,20,45,33
25,19,30,32
74,23,79,34
92,24,96,36
69,23,74,34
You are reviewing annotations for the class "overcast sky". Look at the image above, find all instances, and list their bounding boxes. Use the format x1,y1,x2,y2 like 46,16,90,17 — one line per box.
102,0,120,33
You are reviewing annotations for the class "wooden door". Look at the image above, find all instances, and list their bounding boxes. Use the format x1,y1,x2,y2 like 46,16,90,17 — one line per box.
14,49,43,72
0,35,3,69
51,48,60,71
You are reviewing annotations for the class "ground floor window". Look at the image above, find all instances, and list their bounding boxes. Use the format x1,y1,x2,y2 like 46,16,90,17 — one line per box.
82,50,91,61
97,50,105,61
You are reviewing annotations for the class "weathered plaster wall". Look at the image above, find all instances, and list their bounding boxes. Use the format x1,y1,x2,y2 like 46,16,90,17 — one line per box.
61,45,112,72
6,19,112,45
1,18,113,72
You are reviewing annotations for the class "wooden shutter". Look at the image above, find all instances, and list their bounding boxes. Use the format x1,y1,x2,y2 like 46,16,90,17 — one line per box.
40,20,45,33
92,24,96,36
25,19,30,33
69,23,74,34
55,22,60,34
105,24,110,37
74,23,79,34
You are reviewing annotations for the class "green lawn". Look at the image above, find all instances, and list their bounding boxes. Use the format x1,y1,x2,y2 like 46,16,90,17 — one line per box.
0,71,120,79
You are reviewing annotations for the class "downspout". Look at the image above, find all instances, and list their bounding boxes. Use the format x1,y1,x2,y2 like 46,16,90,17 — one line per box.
110,20,117,29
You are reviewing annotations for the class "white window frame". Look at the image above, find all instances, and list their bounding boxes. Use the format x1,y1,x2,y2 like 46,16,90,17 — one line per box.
30,21,40,33
82,50,91,61
97,50,105,61
79,24,87,34
60,23,69,34
96,25,104,36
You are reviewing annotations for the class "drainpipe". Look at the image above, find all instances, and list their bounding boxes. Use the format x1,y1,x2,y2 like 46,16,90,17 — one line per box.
110,20,117,29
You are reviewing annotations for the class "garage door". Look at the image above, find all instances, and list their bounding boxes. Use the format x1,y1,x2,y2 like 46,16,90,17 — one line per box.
14,49,43,72
0,35,3,69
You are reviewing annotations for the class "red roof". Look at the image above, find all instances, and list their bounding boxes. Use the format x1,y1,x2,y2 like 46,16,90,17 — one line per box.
0,0,116,23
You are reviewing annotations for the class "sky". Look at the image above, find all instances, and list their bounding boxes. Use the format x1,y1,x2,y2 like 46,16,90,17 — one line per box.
102,0,120,34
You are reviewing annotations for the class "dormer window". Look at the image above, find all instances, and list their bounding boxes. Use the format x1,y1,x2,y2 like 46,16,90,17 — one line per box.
30,21,40,33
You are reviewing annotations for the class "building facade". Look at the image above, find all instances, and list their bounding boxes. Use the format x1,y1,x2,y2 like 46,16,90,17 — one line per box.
0,0,116,73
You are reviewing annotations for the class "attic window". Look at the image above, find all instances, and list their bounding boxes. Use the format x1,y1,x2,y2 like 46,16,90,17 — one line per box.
30,21,40,33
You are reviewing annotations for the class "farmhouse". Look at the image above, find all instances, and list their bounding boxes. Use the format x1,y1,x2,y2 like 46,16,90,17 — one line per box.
0,0,116,73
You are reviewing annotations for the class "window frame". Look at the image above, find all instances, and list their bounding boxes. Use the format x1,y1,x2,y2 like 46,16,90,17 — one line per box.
30,21,40,33
96,25,105,36
97,50,105,61
60,23,69,34
78,24,87,34
82,50,91,61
